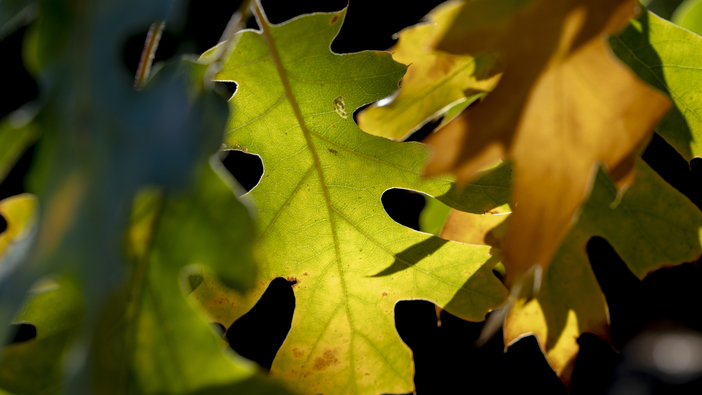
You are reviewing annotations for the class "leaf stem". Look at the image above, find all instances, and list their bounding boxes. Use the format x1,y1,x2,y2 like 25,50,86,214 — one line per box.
134,21,165,89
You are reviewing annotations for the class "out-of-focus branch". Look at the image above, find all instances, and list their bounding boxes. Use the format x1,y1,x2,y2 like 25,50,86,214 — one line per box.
134,21,165,89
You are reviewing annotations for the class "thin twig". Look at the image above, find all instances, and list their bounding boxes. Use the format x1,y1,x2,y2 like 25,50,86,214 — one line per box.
134,21,165,89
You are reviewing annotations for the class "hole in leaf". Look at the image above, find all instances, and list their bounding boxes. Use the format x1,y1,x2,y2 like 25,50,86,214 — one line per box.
122,29,177,81
381,188,426,231
220,150,263,193
214,81,237,100
226,277,295,371
246,16,259,30
406,116,443,142
5,322,36,345
0,215,6,234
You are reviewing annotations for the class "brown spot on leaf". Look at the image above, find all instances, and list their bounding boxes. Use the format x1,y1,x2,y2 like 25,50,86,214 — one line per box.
382,292,387,296
328,148,338,155
330,14,339,24
292,348,304,358
313,349,339,371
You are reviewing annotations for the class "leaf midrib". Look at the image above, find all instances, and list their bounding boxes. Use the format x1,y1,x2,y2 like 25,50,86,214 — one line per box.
254,6,358,389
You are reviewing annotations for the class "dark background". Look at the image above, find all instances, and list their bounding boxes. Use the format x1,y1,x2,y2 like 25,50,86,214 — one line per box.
3,0,702,393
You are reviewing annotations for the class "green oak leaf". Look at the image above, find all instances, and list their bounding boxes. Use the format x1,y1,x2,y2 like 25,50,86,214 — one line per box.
90,161,289,395
610,9,702,161
201,4,509,395
0,279,82,395
506,158,702,382
0,162,290,394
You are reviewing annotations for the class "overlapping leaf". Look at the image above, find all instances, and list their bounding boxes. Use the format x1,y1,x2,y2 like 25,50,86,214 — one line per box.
424,0,672,283
611,8,702,162
0,0,292,393
90,162,289,395
357,1,502,141
202,4,509,394
441,159,702,383
0,163,290,394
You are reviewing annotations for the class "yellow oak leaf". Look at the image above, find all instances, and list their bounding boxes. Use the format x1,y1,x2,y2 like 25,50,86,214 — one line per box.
424,0,672,283
357,1,502,141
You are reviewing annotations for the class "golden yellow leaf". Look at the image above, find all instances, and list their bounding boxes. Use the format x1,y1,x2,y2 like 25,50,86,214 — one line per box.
357,1,502,141
424,0,672,283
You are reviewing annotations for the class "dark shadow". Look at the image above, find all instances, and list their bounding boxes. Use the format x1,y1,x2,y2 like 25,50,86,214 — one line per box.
370,237,448,277
570,333,619,395
643,133,702,210
226,277,296,371
380,188,426,231
181,0,245,55
610,11,694,161
219,150,264,193
588,236,650,349
5,322,36,345
395,300,566,394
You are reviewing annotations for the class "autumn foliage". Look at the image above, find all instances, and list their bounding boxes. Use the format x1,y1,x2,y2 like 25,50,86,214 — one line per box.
0,0,701,394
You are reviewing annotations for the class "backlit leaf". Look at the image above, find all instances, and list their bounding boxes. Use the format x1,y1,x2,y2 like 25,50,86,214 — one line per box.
611,9,702,161
203,4,509,394
357,1,502,141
